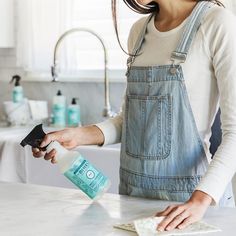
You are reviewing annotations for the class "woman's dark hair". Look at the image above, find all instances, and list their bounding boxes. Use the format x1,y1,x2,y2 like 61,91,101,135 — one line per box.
120,0,223,14
111,0,224,54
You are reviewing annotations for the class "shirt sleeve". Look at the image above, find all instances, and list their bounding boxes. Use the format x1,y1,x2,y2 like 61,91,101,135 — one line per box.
128,16,150,52
95,117,123,146
195,8,236,204
95,99,125,146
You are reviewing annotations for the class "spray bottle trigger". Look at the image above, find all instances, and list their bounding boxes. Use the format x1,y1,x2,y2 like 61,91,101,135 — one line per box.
20,124,47,149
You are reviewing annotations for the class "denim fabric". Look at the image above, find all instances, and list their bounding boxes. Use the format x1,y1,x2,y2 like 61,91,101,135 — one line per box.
119,2,234,206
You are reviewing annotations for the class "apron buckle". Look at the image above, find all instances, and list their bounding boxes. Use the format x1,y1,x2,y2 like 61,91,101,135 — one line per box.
126,56,135,76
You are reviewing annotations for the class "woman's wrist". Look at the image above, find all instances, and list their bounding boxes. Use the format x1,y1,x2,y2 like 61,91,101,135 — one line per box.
188,190,213,206
76,125,105,146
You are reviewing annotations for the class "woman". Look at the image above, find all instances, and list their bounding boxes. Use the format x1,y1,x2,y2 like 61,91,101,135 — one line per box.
33,0,236,232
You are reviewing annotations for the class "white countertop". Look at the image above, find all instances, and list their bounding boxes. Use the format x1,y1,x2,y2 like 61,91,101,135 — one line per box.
0,182,236,236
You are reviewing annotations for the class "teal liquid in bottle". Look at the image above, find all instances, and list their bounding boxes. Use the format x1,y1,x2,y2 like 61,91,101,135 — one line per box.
52,90,66,127
68,98,81,127
11,75,24,103
47,141,111,200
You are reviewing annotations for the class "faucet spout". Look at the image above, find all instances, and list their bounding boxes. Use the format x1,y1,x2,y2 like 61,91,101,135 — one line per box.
51,28,116,118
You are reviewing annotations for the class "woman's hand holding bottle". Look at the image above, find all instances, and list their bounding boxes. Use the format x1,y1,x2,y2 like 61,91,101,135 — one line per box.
32,125,104,163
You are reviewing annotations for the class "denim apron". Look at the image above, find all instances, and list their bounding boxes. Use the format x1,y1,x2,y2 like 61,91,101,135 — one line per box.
119,1,235,207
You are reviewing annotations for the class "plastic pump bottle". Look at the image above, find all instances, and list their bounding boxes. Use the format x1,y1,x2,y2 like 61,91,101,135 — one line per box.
20,124,111,200
52,90,66,127
10,75,24,103
68,98,81,127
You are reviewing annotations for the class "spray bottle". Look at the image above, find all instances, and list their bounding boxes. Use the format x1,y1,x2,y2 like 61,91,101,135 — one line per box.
20,124,111,200
10,75,24,103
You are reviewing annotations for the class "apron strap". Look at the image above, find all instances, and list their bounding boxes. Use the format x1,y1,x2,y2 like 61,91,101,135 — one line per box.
171,1,213,64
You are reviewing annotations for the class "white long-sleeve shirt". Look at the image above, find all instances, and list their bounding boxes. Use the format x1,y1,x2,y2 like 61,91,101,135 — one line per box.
96,5,236,204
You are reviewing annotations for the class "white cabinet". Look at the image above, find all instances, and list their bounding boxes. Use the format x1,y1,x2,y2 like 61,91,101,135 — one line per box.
0,0,14,48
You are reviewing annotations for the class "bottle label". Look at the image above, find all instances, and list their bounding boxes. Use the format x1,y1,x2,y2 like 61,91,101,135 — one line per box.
13,90,23,103
64,155,109,199
68,107,80,126
53,104,66,126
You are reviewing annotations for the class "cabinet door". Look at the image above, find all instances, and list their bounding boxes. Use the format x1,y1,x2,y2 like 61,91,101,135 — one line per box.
0,0,14,48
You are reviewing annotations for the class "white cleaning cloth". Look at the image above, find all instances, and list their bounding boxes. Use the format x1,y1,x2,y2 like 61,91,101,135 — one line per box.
114,216,221,236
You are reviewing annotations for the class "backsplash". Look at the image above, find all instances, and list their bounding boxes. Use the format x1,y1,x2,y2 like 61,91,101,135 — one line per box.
0,49,125,126
0,49,126,125
0,79,126,125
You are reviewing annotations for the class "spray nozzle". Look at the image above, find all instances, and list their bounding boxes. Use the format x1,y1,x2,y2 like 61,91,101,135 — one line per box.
10,75,21,86
20,124,47,151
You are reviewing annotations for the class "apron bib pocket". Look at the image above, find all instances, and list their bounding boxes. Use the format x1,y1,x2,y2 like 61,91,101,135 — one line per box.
125,94,172,160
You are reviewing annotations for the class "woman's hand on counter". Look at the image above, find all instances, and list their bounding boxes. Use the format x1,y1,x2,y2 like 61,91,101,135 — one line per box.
155,190,212,232
32,125,105,163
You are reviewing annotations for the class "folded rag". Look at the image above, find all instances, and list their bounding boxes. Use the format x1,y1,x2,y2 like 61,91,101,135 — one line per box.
114,216,221,236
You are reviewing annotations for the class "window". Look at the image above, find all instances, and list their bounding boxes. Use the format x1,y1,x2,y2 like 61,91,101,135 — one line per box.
16,0,140,81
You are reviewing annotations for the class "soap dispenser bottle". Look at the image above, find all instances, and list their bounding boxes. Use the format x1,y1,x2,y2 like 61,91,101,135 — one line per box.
10,75,24,103
52,90,66,127
21,124,111,200
68,98,81,127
